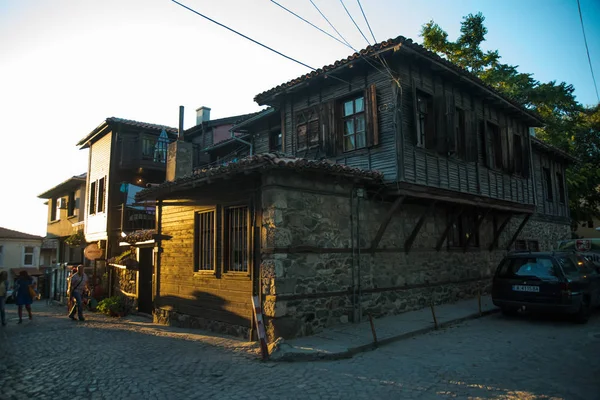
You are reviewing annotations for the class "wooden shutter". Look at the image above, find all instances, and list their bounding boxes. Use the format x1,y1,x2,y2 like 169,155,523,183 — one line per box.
433,95,446,153
464,110,477,162
446,95,456,154
411,78,419,145
500,126,509,170
365,84,379,147
507,127,515,173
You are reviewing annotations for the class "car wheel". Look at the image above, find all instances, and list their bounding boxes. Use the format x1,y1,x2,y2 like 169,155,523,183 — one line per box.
501,307,518,316
574,299,591,324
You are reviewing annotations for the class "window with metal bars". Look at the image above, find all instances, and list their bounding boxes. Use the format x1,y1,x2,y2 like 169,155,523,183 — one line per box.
225,206,249,273
195,210,215,271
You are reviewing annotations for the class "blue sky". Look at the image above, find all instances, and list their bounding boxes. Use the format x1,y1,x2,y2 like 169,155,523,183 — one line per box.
0,0,598,237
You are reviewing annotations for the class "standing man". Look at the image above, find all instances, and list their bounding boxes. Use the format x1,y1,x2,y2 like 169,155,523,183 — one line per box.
67,265,89,321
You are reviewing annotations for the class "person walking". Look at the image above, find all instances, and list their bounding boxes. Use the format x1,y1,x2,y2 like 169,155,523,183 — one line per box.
0,271,8,326
15,270,35,324
67,265,89,321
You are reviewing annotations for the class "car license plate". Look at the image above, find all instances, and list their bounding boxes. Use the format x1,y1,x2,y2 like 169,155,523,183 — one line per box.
512,285,539,292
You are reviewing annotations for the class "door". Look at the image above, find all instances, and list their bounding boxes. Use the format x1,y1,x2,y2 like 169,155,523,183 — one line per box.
137,247,153,314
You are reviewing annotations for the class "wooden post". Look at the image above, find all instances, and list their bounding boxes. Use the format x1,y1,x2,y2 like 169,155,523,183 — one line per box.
252,296,269,361
488,214,512,251
370,196,406,251
505,214,532,251
430,301,438,330
368,314,378,345
405,201,436,254
436,207,465,251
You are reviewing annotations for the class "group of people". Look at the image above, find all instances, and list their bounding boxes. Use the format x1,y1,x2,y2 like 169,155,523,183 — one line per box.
0,265,89,325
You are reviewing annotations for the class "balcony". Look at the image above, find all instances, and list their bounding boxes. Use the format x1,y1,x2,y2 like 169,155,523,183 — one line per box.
119,132,172,171
118,204,155,232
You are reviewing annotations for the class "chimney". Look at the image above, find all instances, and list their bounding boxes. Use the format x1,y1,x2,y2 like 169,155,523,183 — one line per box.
196,106,211,125
178,105,184,140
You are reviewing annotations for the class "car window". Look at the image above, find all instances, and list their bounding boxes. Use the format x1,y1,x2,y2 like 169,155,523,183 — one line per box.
496,257,558,280
557,256,581,279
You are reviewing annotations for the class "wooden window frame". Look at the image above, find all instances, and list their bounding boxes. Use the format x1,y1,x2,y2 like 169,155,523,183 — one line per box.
141,135,157,161
68,191,76,217
340,94,367,152
50,198,58,222
222,205,251,275
295,107,320,151
447,210,480,249
194,209,217,273
23,246,34,266
89,181,97,216
487,121,503,171
415,90,434,149
269,130,282,152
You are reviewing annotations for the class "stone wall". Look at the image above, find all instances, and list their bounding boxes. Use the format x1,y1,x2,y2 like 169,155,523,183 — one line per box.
153,307,250,338
260,172,571,341
111,266,138,311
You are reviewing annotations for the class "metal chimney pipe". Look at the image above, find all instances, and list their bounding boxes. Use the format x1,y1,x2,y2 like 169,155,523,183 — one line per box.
178,105,184,140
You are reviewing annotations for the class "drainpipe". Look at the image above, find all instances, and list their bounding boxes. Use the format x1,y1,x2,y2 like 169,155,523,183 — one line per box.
356,188,362,323
350,188,356,322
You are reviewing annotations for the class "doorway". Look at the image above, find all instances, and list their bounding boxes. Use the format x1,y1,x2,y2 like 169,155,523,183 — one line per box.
137,247,153,314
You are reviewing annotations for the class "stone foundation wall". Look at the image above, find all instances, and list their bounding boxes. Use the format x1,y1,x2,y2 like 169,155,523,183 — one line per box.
153,307,250,338
112,266,138,311
261,172,571,341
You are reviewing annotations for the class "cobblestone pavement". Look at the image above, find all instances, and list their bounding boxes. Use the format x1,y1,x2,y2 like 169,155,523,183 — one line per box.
1,303,599,400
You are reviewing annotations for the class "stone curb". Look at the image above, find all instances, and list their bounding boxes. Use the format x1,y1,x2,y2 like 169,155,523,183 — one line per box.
270,308,500,363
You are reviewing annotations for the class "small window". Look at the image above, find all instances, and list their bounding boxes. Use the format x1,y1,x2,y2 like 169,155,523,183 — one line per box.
295,108,319,150
269,130,282,152
97,177,105,213
527,240,540,252
447,210,480,248
416,91,433,148
543,168,553,202
556,172,565,203
50,198,58,221
225,206,249,273
89,181,96,215
514,240,527,251
68,191,76,216
141,137,157,160
55,198,62,221
23,246,34,266
342,95,366,152
195,210,215,271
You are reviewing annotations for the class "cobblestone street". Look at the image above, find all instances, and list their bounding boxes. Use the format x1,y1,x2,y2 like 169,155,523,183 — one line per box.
1,303,599,400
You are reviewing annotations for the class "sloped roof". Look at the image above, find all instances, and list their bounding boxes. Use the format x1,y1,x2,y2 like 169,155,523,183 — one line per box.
254,35,543,125
531,136,577,163
137,153,383,200
77,117,177,149
0,227,43,240
184,111,263,137
38,173,87,199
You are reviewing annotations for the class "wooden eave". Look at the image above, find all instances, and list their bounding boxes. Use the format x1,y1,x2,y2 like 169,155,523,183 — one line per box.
384,182,535,214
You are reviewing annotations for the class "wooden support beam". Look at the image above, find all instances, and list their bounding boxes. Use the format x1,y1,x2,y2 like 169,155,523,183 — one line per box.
370,196,406,251
405,201,436,254
488,215,513,252
463,208,491,252
505,214,531,251
435,207,465,251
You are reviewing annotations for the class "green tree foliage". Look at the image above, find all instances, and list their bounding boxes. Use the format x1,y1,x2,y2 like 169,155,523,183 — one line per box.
420,13,600,224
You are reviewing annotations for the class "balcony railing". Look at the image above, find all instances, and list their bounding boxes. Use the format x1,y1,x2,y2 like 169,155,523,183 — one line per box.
119,204,155,232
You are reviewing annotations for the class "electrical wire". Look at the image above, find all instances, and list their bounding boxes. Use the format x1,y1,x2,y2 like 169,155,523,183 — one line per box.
357,0,376,43
270,0,346,47
170,0,351,86
339,0,370,45
307,0,395,81
576,0,600,103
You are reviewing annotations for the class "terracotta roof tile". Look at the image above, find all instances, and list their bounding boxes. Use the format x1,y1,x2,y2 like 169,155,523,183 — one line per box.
106,117,178,133
137,153,383,200
254,36,543,125
531,136,577,163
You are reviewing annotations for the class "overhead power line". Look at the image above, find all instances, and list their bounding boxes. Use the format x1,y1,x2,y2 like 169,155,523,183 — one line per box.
577,0,600,103
357,0,377,43
339,0,371,45
270,0,346,47
170,0,351,86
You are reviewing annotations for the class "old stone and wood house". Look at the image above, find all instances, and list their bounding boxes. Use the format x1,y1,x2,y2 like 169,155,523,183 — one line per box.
38,173,87,301
137,36,574,341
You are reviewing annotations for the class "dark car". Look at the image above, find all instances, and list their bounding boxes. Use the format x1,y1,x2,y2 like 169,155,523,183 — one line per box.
492,251,600,323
